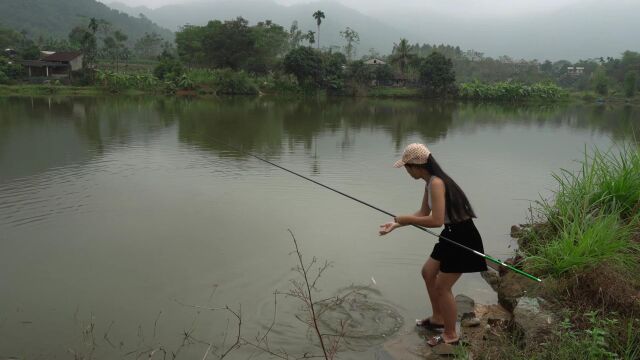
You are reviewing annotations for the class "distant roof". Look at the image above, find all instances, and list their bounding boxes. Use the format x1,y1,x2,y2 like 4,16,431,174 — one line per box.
20,60,69,67
365,58,386,65
44,51,82,62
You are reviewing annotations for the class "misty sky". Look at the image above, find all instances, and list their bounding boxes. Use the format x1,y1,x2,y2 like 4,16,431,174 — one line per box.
111,0,587,16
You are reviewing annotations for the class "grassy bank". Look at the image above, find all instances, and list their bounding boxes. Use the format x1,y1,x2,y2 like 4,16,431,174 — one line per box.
486,145,640,359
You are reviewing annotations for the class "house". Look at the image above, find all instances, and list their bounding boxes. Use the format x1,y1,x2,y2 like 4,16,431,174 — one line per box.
364,58,386,65
20,51,83,80
567,66,584,76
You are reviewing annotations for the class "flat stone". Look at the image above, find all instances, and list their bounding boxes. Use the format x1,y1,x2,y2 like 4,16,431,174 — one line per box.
432,343,457,356
513,297,555,346
455,294,475,320
461,317,481,327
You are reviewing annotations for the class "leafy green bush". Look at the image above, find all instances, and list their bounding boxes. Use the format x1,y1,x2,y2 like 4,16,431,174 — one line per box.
213,68,259,95
0,69,9,84
153,51,184,81
458,81,568,101
623,71,637,98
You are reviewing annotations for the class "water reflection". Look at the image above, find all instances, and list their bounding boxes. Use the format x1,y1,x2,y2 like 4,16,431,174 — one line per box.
2,96,637,183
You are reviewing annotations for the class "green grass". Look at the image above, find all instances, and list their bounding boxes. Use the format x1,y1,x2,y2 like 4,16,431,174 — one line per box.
482,314,640,360
521,145,640,276
0,84,105,96
458,81,569,101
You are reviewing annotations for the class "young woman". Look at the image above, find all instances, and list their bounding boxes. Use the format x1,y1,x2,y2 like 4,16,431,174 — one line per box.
379,143,487,346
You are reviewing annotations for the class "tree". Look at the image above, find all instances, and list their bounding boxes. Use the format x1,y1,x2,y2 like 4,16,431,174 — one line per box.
592,66,608,96
175,24,208,67
322,51,346,89
339,27,359,61
419,52,456,97
68,25,97,69
134,32,163,59
312,10,325,49
202,17,254,70
283,46,323,86
289,21,304,48
623,71,637,98
103,30,128,72
248,20,289,74
390,38,416,76
306,31,315,47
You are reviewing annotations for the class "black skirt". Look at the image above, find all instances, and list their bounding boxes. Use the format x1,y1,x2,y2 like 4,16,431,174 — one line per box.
429,219,488,273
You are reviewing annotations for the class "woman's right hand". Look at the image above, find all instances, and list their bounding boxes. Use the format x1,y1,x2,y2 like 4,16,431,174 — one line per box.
379,222,401,236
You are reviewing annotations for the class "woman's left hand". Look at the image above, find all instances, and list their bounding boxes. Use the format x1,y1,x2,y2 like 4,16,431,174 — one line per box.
379,222,401,236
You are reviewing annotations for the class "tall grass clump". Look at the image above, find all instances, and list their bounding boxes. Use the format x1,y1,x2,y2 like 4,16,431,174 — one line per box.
522,144,640,276
458,80,568,101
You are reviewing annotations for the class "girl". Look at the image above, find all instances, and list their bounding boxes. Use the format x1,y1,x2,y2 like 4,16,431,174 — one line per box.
379,143,487,346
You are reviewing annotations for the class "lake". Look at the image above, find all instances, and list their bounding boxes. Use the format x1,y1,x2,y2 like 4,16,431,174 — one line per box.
0,96,637,359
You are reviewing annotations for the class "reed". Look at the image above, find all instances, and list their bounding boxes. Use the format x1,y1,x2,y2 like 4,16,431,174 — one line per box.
522,144,640,276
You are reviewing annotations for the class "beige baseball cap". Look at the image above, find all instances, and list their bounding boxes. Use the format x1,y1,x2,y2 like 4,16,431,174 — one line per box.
393,143,431,168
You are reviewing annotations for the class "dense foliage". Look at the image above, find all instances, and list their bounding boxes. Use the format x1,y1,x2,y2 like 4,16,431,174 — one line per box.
418,52,456,97
458,81,568,101
0,0,171,43
175,18,289,74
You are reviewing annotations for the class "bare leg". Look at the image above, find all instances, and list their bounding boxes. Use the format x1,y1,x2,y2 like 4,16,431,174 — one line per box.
421,257,443,324
432,272,462,342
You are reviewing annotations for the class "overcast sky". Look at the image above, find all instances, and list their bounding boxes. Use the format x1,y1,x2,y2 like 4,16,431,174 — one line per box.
110,0,588,17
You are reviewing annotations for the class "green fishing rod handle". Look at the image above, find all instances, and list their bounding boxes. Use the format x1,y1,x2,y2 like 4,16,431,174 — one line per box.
484,255,542,283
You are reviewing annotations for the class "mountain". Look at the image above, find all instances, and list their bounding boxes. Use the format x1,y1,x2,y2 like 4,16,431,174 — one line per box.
110,0,639,61
367,0,640,61
108,0,412,56
0,0,173,44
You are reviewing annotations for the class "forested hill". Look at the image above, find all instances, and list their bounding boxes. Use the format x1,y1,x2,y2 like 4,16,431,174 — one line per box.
0,0,173,43
108,0,408,55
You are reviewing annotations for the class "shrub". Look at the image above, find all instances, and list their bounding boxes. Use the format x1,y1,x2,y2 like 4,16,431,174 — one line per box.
419,52,457,97
153,51,184,81
623,71,637,98
458,81,568,101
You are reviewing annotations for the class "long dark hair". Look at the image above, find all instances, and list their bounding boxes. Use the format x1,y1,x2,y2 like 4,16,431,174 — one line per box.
407,155,476,222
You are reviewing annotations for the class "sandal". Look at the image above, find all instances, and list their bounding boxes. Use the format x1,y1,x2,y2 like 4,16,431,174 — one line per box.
415,317,444,330
427,335,460,347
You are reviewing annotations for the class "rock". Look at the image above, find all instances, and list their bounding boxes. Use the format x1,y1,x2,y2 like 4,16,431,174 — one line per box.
432,343,457,356
461,317,481,327
512,297,555,346
455,294,475,320
481,270,500,292
496,271,536,312
510,225,522,238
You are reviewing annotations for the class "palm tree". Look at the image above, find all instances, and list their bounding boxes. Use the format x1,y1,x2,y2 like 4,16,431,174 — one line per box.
312,10,325,49
390,38,415,76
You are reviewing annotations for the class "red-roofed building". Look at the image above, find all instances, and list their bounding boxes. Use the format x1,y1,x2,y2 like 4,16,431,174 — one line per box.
20,51,83,80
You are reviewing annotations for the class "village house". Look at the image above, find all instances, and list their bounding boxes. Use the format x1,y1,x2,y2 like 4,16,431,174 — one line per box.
20,51,83,80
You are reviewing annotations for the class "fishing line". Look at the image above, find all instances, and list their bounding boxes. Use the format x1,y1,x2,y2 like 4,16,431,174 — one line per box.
213,139,541,283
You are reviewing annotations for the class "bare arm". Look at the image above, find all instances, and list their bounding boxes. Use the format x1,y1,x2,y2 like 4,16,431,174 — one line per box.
396,177,445,228
413,185,431,217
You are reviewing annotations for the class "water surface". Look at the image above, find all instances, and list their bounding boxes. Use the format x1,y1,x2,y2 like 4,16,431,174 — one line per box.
0,96,637,358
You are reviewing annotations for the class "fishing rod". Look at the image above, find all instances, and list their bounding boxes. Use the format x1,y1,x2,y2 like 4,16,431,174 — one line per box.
214,139,541,283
